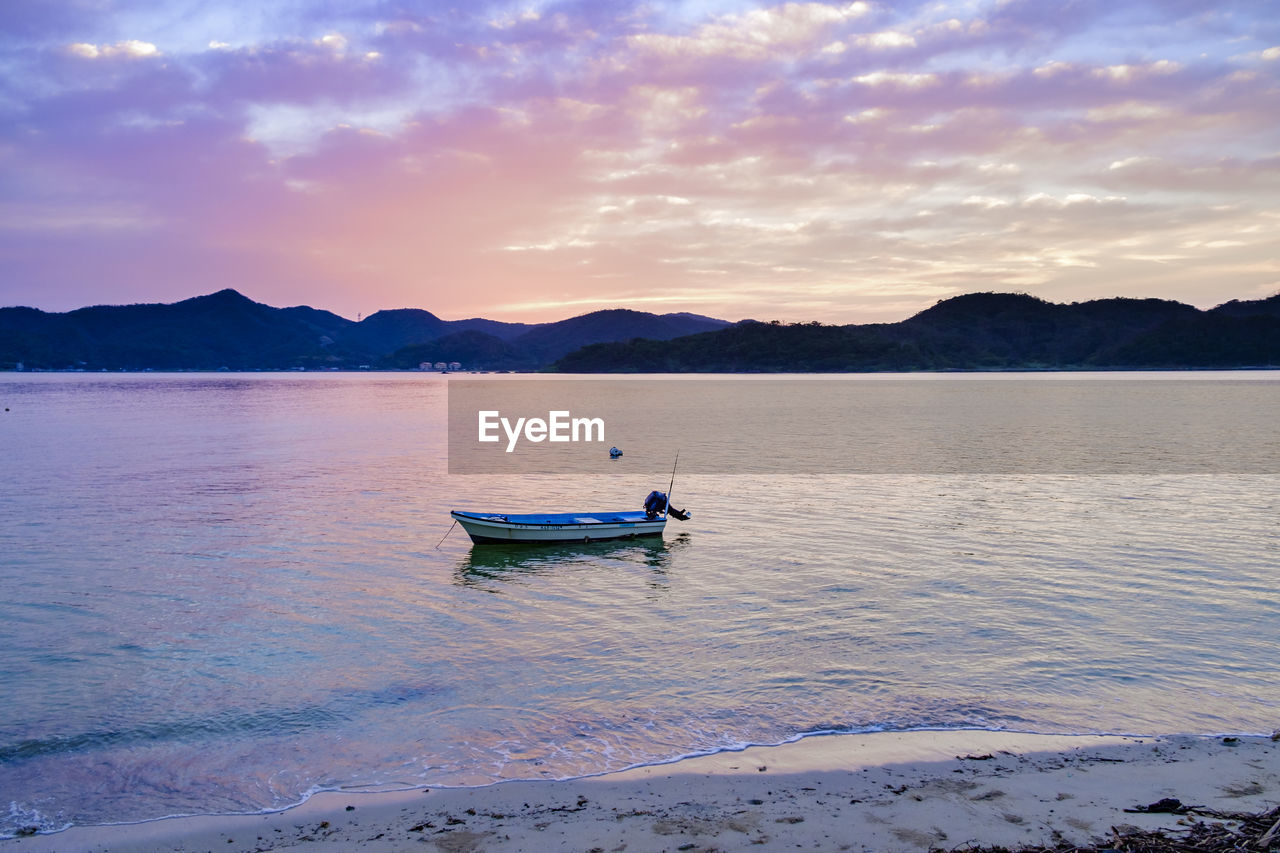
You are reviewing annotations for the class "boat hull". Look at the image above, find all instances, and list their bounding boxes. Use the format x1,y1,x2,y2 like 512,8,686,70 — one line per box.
450,510,667,544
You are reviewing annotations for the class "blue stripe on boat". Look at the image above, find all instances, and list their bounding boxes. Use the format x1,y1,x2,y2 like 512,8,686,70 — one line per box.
451,510,652,526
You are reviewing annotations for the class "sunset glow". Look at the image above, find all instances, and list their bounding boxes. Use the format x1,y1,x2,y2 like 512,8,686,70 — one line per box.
2,1,1277,323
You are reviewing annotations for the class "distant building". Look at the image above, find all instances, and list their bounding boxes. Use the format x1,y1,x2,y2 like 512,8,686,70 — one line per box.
448,361,462,371
433,361,447,371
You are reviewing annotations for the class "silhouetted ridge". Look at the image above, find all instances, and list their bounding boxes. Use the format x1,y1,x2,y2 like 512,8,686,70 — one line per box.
3,288,1275,371
0,290,727,370
387,330,534,370
1210,293,1280,318
510,308,729,363
178,288,257,307
906,292,1056,323
553,291,1280,372
341,309,451,353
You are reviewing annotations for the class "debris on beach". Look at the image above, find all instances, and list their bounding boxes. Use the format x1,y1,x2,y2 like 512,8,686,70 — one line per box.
949,803,1280,852
1123,797,1194,815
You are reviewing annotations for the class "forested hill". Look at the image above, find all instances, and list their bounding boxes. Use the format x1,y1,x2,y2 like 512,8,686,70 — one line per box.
553,292,1280,372
0,290,729,370
3,289,1277,371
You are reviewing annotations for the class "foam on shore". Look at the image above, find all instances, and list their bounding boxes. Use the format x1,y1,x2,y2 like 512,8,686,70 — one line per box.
6,729,1278,852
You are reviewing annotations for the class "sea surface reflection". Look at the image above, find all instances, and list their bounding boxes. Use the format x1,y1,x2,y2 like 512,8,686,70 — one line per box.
0,372,1276,837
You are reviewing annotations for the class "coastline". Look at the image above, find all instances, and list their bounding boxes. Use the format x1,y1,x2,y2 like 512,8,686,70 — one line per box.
7,729,1278,852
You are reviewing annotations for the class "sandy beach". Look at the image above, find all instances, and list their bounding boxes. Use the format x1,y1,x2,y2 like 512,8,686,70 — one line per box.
6,729,1278,852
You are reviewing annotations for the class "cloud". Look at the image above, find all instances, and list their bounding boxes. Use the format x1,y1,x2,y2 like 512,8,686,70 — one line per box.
623,0,870,70
0,0,1277,320
1102,154,1280,193
66,40,160,60
196,37,408,111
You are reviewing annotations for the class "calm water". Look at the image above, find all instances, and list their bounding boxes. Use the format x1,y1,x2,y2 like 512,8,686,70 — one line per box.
1,373,1277,837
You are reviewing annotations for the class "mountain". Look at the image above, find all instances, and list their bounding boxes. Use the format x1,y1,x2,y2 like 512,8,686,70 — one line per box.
4,288,1276,372
1207,293,1280,318
0,289,361,370
553,292,1280,372
382,330,538,371
337,309,536,355
895,293,1201,369
511,309,730,363
341,308,451,354
0,290,730,371
379,308,731,369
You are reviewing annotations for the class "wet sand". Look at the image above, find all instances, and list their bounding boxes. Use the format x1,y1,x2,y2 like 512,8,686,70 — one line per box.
6,730,1279,852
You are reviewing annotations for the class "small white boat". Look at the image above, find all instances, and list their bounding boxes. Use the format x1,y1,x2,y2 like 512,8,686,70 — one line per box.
450,509,667,544
451,490,689,545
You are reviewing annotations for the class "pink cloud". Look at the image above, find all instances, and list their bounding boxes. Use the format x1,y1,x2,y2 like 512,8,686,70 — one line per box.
1,1,1277,322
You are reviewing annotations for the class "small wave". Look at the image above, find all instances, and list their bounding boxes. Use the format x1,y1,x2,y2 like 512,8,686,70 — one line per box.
485,720,1277,791
0,705,347,764
5,718,1270,839
4,802,72,840
1,681,447,765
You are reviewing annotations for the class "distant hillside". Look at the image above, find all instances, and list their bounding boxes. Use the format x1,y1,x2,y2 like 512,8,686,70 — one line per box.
554,292,1280,372
379,309,731,369
384,330,539,371
341,309,535,354
4,288,1275,372
511,309,731,363
0,289,730,371
0,289,361,370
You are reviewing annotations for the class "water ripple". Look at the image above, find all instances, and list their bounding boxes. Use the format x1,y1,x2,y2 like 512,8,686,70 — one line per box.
1,373,1276,838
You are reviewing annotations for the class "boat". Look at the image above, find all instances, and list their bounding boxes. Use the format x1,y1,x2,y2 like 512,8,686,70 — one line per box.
450,509,666,544
451,490,689,545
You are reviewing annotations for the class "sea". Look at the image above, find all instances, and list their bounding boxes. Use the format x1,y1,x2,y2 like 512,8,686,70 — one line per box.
1,372,1276,838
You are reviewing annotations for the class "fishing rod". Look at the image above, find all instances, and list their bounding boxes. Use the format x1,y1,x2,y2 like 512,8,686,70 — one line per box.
665,450,679,516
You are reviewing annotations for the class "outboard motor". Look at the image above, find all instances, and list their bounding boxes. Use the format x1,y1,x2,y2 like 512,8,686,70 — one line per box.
644,490,691,521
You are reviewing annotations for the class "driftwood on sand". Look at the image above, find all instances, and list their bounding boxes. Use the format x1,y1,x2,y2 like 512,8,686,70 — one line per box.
954,802,1280,853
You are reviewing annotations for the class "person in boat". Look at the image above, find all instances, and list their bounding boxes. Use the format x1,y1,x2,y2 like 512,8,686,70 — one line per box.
644,490,667,519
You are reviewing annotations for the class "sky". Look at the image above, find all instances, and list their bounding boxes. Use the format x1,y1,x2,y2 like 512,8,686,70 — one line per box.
1,1,1277,324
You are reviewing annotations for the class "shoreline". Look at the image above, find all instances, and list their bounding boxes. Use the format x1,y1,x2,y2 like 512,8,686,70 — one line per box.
6,729,1279,852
